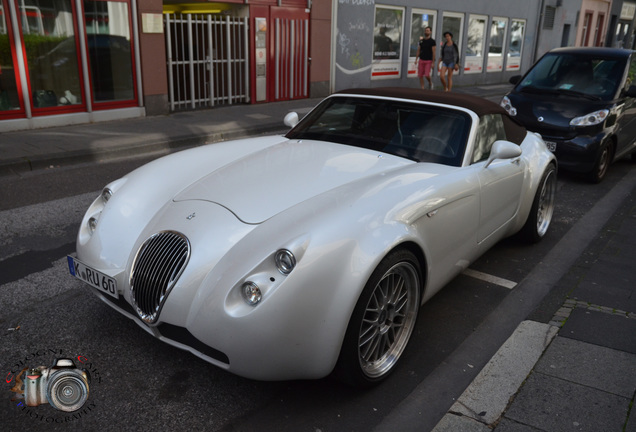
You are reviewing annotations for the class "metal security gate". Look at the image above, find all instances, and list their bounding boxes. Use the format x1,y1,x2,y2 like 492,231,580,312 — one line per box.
165,14,249,111
273,11,309,101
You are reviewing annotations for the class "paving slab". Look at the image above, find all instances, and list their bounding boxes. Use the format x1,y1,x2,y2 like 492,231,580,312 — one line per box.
560,307,636,354
493,418,544,432
432,413,491,432
444,321,558,426
503,372,630,432
535,336,636,398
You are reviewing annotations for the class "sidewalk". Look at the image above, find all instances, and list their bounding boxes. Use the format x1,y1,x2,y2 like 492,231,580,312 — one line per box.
0,83,512,177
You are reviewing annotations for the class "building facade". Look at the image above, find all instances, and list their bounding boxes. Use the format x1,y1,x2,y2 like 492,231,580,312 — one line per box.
3,0,636,133
1,0,329,132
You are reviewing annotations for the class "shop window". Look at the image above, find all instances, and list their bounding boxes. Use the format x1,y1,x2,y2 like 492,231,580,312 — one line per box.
465,14,486,74
487,17,507,72
407,9,435,78
506,19,525,71
21,0,83,109
1,0,21,111
84,0,134,104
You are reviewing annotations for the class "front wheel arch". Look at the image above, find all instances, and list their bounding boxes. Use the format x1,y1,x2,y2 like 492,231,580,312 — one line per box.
334,247,423,387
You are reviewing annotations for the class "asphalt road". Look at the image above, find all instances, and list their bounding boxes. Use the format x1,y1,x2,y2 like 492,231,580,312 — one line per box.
1,150,634,431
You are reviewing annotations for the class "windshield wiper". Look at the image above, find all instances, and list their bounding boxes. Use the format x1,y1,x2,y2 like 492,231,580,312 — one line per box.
555,88,601,101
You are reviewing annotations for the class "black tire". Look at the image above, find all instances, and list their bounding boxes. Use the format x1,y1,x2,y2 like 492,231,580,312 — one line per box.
587,141,613,183
335,249,421,388
519,163,557,243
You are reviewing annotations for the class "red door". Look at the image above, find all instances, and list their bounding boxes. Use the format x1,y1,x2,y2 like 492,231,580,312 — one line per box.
270,7,309,102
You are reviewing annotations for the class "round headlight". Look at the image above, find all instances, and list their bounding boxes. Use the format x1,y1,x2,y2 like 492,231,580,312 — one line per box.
101,188,113,203
242,282,262,306
275,249,296,275
88,217,98,233
500,96,517,116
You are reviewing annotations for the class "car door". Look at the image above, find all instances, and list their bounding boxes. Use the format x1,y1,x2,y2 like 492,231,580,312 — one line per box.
615,54,636,157
471,114,525,243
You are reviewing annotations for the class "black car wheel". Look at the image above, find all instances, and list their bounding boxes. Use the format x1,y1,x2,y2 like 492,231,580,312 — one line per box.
335,249,421,387
588,141,613,183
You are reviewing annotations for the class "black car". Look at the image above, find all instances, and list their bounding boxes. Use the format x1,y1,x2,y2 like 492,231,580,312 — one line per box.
501,47,636,182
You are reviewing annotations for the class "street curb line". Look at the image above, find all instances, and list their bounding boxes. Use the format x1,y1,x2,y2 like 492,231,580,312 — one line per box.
432,321,559,431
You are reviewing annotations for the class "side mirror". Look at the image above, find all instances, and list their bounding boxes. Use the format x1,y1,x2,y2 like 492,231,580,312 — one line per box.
484,140,522,168
624,84,636,98
509,75,521,85
284,112,299,128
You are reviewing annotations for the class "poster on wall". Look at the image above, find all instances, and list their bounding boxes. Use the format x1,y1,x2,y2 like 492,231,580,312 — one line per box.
372,6,404,80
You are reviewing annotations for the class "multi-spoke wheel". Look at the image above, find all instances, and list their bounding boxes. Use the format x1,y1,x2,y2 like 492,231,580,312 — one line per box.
336,249,421,387
519,163,557,243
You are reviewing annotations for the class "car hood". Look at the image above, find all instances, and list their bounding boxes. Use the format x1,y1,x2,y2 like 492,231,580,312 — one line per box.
173,139,414,224
508,90,612,132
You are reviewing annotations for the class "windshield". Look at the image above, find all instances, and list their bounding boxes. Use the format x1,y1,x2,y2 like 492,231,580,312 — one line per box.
517,53,626,101
286,97,471,167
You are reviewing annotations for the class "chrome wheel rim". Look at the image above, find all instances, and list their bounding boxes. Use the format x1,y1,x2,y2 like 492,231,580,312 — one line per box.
536,169,556,237
358,262,419,378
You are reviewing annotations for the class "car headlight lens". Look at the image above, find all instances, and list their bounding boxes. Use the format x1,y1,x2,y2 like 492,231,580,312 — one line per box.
570,109,609,127
500,96,517,116
88,217,99,233
241,282,262,306
101,187,113,203
275,249,296,275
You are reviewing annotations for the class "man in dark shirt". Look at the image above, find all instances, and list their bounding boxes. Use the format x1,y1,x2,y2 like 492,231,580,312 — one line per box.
414,26,436,90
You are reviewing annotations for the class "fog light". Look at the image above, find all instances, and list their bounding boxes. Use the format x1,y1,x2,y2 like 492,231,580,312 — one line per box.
242,282,262,306
275,249,296,275
88,217,98,233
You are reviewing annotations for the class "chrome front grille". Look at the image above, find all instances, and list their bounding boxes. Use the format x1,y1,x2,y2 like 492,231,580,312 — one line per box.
130,231,190,324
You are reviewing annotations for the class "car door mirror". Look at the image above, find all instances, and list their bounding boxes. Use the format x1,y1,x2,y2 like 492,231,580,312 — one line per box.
484,140,522,168
284,112,299,128
509,75,521,85
624,84,636,98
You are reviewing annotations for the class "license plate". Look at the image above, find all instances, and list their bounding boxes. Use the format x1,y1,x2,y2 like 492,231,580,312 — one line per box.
67,255,118,299
544,141,556,152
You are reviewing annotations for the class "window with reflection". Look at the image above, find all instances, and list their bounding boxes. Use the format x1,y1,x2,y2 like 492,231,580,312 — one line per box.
21,0,83,108
84,0,134,103
487,18,507,72
506,19,525,71
465,15,486,74
1,0,21,111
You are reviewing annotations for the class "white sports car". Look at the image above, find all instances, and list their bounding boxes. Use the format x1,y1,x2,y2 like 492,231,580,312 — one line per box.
68,88,557,387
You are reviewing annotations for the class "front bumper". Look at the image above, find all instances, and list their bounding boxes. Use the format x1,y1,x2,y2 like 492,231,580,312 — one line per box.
542,130,608,174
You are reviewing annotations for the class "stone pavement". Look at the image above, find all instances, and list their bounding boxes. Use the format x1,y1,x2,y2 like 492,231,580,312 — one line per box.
2,82,634,431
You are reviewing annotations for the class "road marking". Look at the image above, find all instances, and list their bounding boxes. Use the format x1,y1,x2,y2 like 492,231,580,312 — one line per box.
462,268,517,289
